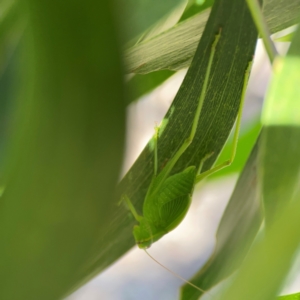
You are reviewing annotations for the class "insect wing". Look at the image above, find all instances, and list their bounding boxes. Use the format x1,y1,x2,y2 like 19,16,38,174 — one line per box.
157,166,196,206
159,194,191,230
155,166,196,230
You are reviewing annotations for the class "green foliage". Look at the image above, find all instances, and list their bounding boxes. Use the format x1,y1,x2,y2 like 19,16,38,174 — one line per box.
0,0,125,299
1,0,300,298
278,292,300,300
125,0,300,74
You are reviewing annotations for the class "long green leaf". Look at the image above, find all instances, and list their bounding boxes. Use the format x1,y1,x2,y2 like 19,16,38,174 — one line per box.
0,1,125,299
80,0,259,287
125,0,300,74
125,8,210,73
261,23,300,225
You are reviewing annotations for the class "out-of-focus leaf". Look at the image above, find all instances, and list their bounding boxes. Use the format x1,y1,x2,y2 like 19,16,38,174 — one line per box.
181,135,262,300
278,292,300,300
179,0,214,22
219,193,300,300
137,0,188,43
119,0,184,42
125,0,300,74
0,1,125,299
0,2,25,174
217,18,300,300
0,0,26,76
275,32,295,42
261,24,300,226
81,0,259,286
0,51,17,174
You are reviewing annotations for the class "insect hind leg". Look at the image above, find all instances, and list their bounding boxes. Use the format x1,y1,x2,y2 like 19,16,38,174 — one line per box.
121,194,143,222
197,152,214,176
195,60,253,184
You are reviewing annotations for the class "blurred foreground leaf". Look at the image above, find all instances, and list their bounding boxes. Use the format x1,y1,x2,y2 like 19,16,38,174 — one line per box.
136,0,188,43
278,292,300,300
261,24,300,225
120,0,184,42
219,193,300,300
0,0,25,76
0,0,125,299
216,16,300,300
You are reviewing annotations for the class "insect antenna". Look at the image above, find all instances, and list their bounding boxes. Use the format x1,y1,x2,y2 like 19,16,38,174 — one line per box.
144,249,208,294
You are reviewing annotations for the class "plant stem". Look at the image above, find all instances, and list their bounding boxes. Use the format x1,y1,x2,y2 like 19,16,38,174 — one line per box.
246,0,278,63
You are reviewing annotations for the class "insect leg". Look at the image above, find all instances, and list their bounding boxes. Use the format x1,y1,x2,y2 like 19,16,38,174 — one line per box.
156,31,222,183
195,60,253,184
197,152,214,175
122,194,143,222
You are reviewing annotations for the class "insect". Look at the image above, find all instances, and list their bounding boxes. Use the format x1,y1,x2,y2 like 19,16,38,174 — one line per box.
122,30,253,250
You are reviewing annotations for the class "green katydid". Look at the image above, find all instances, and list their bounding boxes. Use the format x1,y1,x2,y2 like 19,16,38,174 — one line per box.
122,30,253,251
